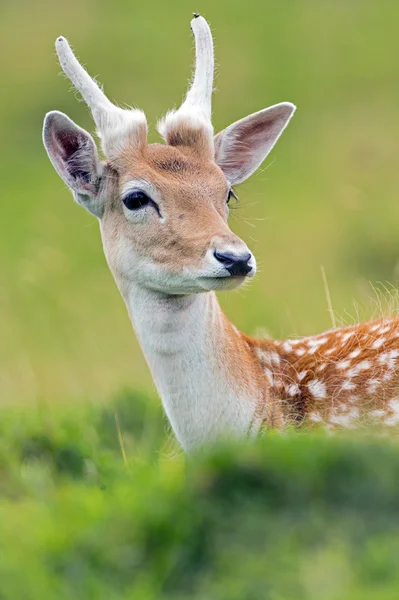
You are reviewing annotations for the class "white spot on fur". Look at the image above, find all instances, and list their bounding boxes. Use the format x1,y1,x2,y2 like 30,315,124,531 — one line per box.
264,368,274,386
341,379,356,391
287,384,300,397
383,369,394,382
349,349,361,359
325,347,337,355
358,360,371,370
379,325,391,334
256,348,278,368
270,351,280,366
347,360,371,377
307,337,328,348
309,412,323,423
308,379,327,399
330,407,359,428
370,409,385,419
317,363,327,372
366,379,380,393
379,352,390,365
282,341,293,353
371,337,385,349
255,347,266,360
337,360,351,370
296,348,305,356
298,370,308,381
342,331,354,342
385,399,399,426
379,350,399,369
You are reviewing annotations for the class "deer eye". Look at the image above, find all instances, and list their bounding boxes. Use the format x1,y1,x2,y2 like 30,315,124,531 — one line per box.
123,191,151,211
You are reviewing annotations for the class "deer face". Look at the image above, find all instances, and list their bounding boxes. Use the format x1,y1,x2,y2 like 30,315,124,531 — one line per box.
101,143,254,294
43,16,295,295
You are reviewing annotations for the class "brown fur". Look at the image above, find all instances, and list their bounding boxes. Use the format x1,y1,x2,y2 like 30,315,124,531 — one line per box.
241,317,399,430
165,123,213,158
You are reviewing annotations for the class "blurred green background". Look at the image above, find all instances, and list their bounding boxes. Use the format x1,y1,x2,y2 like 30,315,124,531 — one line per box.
3,3,399,595
2,0,399,404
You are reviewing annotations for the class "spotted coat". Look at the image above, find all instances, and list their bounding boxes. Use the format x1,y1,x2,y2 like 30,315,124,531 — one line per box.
244,317,399,430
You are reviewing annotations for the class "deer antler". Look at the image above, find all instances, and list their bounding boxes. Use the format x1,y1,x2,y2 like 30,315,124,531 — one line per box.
158,14,215,150
182,14,214,122
55,37,147,160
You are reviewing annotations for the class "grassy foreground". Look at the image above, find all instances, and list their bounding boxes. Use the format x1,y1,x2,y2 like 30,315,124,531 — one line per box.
1,392,399,599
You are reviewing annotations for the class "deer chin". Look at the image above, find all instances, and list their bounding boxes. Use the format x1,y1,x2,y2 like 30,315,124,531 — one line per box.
130,270,253,296
195,274,252,292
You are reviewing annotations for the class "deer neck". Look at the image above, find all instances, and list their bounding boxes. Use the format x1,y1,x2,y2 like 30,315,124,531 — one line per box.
122,284,263,451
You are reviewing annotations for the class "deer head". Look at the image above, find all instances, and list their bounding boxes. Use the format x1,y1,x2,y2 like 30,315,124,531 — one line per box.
43,15,295,296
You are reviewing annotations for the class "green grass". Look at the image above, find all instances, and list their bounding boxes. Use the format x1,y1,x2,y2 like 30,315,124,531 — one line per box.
0,394,398,598
3,0,399,402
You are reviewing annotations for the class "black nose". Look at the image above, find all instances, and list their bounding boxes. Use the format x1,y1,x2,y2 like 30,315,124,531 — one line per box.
214,250,252,276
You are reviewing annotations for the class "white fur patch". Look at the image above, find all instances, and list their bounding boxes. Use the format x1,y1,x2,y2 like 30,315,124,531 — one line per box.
379,325,391,334
370,409,385,419
366,379,380,393
329,407,359,427
371,337,385,349
307,337,328,348
341,379,356,391
337,360,351,370
309,412,323,423
282,341,293,353
270,351,281,366
347,361,371,377
385,399,399,426
287,383,300,397
342,331,354,342
264,368,274,386
308,379,327,399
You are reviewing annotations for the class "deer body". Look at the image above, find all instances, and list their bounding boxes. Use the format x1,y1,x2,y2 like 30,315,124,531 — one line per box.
126,279,399,448
43,15,399,449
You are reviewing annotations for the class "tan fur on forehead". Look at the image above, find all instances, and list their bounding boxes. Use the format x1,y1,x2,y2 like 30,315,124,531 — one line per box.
119,143,227,190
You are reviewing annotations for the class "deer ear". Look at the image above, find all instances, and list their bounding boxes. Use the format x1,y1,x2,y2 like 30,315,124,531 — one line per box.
214,102,296,185
43,111,104,218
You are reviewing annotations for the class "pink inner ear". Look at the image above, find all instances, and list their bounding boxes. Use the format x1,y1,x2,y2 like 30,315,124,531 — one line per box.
46,120,95,188
214,103,295,185
43,112,103,212
55,130,82,160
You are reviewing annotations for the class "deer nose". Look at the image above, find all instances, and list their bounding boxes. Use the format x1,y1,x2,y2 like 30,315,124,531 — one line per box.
214,250,252,276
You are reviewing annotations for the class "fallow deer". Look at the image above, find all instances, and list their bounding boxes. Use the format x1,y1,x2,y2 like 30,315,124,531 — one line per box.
43,15,399,450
